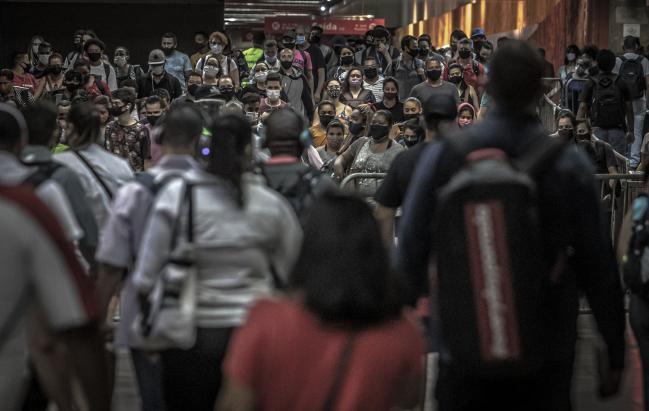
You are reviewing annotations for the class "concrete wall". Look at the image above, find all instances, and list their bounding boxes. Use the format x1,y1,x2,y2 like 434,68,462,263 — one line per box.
0,0,224,67
609,0,649,53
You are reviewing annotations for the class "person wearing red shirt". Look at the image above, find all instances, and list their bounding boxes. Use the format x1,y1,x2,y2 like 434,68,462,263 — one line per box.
443,37,486,97
218,193,424,411
10,52,39,95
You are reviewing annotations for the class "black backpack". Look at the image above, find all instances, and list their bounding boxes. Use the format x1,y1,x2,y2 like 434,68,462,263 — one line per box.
434,136,567,378
260,162,323,221
22,161,63,187
619,56,646,99
590,75,625,128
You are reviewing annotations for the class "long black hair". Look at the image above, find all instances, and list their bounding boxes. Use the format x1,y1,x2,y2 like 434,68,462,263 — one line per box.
207,113,251,207
289,193,403,328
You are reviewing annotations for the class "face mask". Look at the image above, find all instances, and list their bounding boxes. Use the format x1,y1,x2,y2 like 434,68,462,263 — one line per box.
220,87,234,99
341,55,354,66
296,35,306,45
566,52,577,61
349,77,362,86
280,60,293,70
203,66,219,78
363,67,378,79
310,34,321,44
267,89,281,101
147,115,161,126
245,111,259,123
48,65,63,76
87,52,102,62
407,48,419,58
195,42,206,51
448,75,462,84
265,54,277,64
319,114,334,127
114,56,127,66
576,131,590,141
282,41,296,49
458,49,472,59
65,82,80,92
162,47,174,56
558,128,574,141
575,66,586,76
211,44,223,54
188,84,199,96
151,65,165,75
419,48,429,57
109,105,128,117
328,88,341,99
383,92,398,101
369,124,389,140
426,69,442,81
39,54,50,65
254,71,268,82
403,135,420,147
403,113,419,121
349,122,363,135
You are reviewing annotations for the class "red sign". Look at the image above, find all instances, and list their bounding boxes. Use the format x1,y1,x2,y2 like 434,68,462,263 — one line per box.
265,17,385,36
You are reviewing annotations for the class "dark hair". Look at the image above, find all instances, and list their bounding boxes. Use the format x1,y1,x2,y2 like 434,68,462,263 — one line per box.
73,59,90,71
252,31,265,45
403,118,425,139
576,118,592,132
241,92,260,105
114,46,129,55
311,25,324,34
11,51,27,65
64,69,83,84
457,37,472,47
118,78,138,91
342,67,363,92
289,193,402,327
624,35,640,51
83,38,106,52
450,29,468,41
418,34,432,43
497,36,509,46
556,109,576,128
564,44,581,64
382,76,399,92
207,113,251,207
373,109,394,126
194,31,208,39
49,53,63,64
152,88,171,102
326,119,345,133
0,69,14,80
112,87,136,108
145,94,166,109
362,55,377,65
486,40,544,110
0,104,26,150
582,45,599,61
160,103,203,149
400,35,417,50
265,72,282,85
476,40,493,53
265,108,305,156
596,49,616,72
161,32,177,43
22,100,58,146
317,100,335,113
188,71,203,79
67,102,101,148
93,95,110,107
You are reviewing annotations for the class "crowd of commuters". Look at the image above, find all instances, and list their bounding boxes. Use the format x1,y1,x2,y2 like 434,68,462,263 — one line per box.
1,22,649,411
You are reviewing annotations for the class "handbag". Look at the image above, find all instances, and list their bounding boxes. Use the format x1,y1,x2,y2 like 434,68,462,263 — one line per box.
131,182,198,350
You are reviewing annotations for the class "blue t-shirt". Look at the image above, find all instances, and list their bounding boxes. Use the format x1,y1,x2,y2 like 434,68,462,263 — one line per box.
165,50,192,90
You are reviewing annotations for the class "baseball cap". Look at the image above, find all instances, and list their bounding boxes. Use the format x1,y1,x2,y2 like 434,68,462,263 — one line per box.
148,49,166,65
423,94,458,121
282,31,297,40
471,28,486,39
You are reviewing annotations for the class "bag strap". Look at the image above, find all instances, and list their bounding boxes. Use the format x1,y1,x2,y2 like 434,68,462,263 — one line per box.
72,150,113,200
321,334,356,411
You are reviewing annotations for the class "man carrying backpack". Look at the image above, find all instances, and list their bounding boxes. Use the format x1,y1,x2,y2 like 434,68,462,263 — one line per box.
613,36,649,169
398,41,625,411
259,108,335,223
578,49,635,161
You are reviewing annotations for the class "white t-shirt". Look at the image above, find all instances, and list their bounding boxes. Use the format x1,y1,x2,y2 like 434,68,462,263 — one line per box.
613,53,649,78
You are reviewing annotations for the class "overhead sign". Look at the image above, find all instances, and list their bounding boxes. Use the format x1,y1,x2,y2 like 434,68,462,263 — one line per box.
265,17,386,36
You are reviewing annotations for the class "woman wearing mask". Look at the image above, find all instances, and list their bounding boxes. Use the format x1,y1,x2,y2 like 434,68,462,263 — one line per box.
475,41,494,65
340,67,376,109
327,46,356,84
397,118,426,148
373,77,404,123
448,63,479,110
244,62,288,102
339,107,368,152
559,45,581,85
35,53,66,102
323,78,353,121
217,193,422,411
27,35,45,69
202,57,221,86
334,110,404,197
457,102,476,128
316,120,345,174
132,113,302,411
195,31,239,89
114,47,144,84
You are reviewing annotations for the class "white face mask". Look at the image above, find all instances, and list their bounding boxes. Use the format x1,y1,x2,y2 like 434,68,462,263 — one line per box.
203,66,219,78
566,52,576,62
245,111,259,123
114,56,127,66
254,71,268,82
38,54,51,65
267,89,280,101
211,44,223,55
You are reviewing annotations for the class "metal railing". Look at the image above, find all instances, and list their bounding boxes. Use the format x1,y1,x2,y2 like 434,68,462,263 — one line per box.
340,172,387,195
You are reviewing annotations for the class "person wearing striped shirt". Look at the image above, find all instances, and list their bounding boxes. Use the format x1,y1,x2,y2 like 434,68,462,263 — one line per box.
362,55,385,102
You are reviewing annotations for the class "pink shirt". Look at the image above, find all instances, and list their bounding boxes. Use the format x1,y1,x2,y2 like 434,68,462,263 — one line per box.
12,72,39,92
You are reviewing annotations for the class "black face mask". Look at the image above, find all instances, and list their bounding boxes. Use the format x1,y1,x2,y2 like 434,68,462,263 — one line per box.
349,122,363,136
188,84,199,96
319,114,335,127
281,60,293,70
448,75,462,84
363,67,378,79
383,92,398,101
220,88,235,99
458,49,472,59
426,69,442,81
369,124,389,140
87,52,102,62
341,55,354,66
310,34,321,44
109,105,127,117
65,82,81,92
147,115,161,126
162,47,174,56
282,42,296,49
403,135,420,148
558,128,574,141
419,48,429,58
49,65,63,76
403,113,419,121
575,131,590,141
407,48,419,58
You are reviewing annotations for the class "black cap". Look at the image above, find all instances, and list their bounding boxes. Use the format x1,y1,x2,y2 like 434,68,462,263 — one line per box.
423,94,458,121
282,31,297,40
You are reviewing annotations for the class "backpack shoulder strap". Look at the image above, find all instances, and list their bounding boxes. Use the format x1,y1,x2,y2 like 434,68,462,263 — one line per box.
22,161,63,188
72,150,113,199
103,62,111,81
620,56,628,63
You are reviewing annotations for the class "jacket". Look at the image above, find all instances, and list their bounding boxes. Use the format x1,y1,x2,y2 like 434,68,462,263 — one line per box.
280,67,314,120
